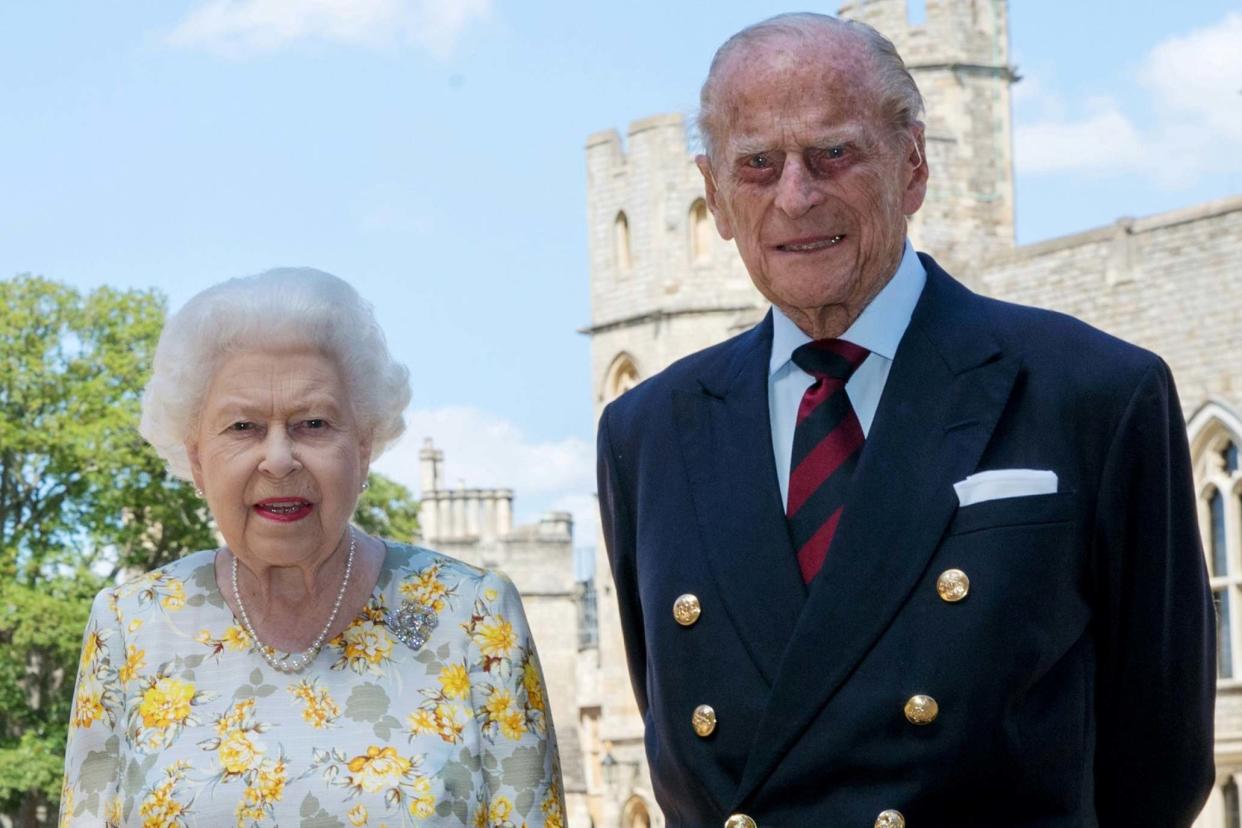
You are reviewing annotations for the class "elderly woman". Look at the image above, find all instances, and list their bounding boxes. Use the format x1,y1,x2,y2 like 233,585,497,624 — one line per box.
60,268,564,826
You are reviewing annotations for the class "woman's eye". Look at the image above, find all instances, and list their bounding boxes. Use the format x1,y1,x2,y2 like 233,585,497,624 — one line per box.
229,422,254,432
303,419,327,429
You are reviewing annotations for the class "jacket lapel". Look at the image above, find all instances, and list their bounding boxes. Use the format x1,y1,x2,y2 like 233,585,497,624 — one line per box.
732,259,1022,804
673,312,807,686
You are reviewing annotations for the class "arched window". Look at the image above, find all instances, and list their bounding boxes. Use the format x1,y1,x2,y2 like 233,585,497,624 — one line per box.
1189,402,1242,684
603,353,640,403
689,199,712,264
614,211,632,273
623,797,652,828
1226,777,1241,828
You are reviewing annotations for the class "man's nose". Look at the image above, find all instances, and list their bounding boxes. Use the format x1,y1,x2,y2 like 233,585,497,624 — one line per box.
773,157,824,218
258,428,302,477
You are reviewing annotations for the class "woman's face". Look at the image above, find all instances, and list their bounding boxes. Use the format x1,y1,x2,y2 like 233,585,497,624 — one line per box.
187,346,371,570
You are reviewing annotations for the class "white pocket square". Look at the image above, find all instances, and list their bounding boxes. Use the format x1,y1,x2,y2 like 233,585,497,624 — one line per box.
953,469,1058,507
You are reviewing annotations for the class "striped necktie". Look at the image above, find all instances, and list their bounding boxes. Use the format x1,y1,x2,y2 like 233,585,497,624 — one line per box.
786,339,870,583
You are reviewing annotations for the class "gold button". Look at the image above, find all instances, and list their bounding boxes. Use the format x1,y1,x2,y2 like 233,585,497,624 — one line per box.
875,810,906,828
904,694,939,725
673,593,702,626
936,568,970,602
692,704,717,737
724,815,757,828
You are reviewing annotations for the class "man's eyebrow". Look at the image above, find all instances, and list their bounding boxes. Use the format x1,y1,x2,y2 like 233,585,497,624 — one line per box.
727,128,868,158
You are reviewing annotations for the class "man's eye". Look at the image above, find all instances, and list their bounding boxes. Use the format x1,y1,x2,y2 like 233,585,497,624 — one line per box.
746,153,772,168
808,146,851,175
229,422,254,432
303,419,327,429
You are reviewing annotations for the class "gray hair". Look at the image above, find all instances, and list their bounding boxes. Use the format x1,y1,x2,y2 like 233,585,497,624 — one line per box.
139,267,411,481
697,12,925,159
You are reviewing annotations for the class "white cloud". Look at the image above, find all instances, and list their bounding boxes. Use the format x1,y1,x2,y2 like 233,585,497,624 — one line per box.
166,0,492,58
1014,12,1242,187
372,405,597,545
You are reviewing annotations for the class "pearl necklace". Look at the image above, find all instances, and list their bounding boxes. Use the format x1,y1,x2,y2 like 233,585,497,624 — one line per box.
231,526,356,674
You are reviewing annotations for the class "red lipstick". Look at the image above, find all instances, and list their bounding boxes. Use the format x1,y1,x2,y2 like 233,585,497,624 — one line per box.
253,498,314,522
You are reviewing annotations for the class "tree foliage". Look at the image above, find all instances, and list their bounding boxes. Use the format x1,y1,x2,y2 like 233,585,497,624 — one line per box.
0,275,215,821
353,472,420,542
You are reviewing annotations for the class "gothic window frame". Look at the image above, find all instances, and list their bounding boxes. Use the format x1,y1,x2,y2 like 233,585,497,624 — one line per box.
1188,401,1242,687
602,352,640,404
689,198,712,265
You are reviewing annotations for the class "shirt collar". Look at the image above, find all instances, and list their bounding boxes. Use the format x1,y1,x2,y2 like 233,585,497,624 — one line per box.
769,239,927,376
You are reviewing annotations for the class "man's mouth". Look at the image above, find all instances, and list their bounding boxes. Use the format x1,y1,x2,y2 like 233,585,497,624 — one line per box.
777,235,845,252
254,499,314,521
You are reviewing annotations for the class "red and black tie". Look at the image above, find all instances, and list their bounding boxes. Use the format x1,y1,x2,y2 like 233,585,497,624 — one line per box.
786,339,870,583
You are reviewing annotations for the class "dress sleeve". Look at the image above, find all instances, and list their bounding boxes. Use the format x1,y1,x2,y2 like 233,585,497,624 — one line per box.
465,569,566,828
59,587,127,825
1091,359,1215,825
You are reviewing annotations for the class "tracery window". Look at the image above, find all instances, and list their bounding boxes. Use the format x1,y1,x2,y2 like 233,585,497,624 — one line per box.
603,353,640,403
1190,406,1242,685
1226,777,1241,828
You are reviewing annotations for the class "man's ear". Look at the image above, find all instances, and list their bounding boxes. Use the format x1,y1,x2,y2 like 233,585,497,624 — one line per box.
696,154,735,241
902,123,929,217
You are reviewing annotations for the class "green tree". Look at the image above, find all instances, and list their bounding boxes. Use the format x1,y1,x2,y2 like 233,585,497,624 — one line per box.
0,275,216,823
353,472,420,542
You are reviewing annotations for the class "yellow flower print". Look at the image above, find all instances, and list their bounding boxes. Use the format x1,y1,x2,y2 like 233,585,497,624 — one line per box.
138,678,195,731
522,660,545,713
138,760,193,827
346,746,413,794
484,688,513,719
128,618,143,633
105,796,123,824
71,675,105,729
219,729,262,775
58,785,73,828
471,807,489,828
332,619,394,674
348,803,369,826
222,625,251,651
439,663,470,700
499,709,526,741
159,580,186,611
434,704,465,744
542,779,565,828
489,795,513,825
289,679,341,729
399,563,456,615
483,587,499,602
407,708,436,735
119,644,146,684
214,698,255,735
476,618,516,659
409,776,436,819
80,629,104,669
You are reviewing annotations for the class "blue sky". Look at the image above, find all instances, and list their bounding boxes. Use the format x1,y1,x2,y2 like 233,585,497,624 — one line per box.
3,2,1240,551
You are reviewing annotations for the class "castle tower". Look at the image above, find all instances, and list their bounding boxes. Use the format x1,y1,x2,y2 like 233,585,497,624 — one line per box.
839,0,1017,276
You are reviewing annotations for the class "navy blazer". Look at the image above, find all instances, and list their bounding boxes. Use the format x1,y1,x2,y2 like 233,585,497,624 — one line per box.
596,256,1215,827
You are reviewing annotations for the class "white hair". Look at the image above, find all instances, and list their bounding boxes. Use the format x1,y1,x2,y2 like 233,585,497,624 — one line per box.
697,12,925,159
139,267,411,481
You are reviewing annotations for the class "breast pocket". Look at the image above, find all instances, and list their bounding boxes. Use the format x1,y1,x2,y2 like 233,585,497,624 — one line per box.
945,491,1077,537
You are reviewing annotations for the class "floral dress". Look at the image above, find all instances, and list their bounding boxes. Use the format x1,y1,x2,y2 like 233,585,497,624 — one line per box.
60,542,564,828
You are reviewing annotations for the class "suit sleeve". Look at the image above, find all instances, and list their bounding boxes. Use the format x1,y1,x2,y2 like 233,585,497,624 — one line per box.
1091,359,1215,825
596,404,649,717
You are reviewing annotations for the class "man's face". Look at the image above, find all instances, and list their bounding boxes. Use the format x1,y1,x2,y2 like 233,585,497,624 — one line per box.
697,38,927,335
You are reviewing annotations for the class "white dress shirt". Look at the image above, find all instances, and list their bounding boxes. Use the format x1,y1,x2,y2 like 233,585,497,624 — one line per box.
769,240,927,509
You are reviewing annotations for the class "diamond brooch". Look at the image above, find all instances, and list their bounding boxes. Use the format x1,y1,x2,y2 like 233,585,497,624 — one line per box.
384,600,438,650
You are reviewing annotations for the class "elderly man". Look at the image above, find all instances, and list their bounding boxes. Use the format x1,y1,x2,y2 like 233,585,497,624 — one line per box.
595,12,1214,828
